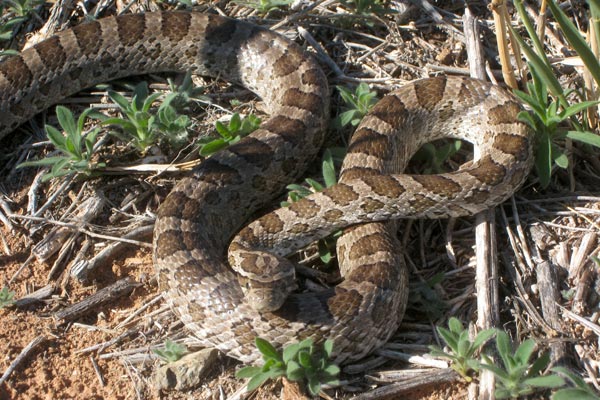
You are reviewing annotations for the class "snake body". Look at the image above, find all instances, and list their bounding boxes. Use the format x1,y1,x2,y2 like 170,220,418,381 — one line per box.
0,12,533,364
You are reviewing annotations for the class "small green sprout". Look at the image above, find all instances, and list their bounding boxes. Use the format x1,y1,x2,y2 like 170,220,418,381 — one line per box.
236,338,340,396
153,339,188,363
428,317,495,381
335,82,378,128
552,366,600,400
17,106,105,181
0,287,15,308
198,113,261,157
480,331,565,399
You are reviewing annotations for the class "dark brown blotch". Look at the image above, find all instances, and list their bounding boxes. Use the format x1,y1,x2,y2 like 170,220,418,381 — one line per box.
34,36,67,71
162,11,191,42
488,101,522,125
261,115,306,146
72,20,103,57
368,94,408,127
273,49,303,77
117,13,146,47
301,68,324,86
228,137,273,170
361,175,405,198
347,127,392,160
0,55,33,91
289,198,320,219
259,214,285,234
323,209,343,222
493,132,530,161
412,175,461,199
324,183,359,206
467,156,507,186
360,198,385,213
205,15,237,45
410,194,438,212
414,76,447,111
281,88,323,115
348,234,391,261
199,158,244,186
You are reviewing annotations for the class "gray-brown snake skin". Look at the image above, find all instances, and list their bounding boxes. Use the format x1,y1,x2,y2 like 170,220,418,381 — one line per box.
0,11,533,364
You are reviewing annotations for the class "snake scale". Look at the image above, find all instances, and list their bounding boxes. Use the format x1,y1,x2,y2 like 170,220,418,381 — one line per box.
0,11,533,364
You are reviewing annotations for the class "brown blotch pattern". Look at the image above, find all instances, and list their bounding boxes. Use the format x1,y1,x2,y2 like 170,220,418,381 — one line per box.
410,193,438,212
465,189,490,204
468,156,507,186
301,68,323,86
290,223,310,234
0,55,33,91
323,209,343,222
162,12,191,42
262,115,306,146
35,36,67,71
347,127,392,160
205,15,237,45
273,50,302,77
412,175,461,198
72,21,103,57
259,214,285,234
369,94,408,127
488,101,522,125
348,234,390,261
414,76,446,111
281,88,323,115
289,198,320,219
360,198,385,213
228,137,273,170
362,175,405,198
199,159,244,186
117,13,146,47
493,133,530,161
324,184,359,206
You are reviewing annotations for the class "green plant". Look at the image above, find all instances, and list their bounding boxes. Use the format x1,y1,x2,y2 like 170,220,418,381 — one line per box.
552,366,600,400
234,0,293,14
335,82,378,128
480,331,565,399
198,112,261,156
428,317,495,382
514,65,600,187
409,272,447,320
0,14,26,41
98,82,166,152
2,0,44,17
0,286,15,308
411,140,463,174
165,71,208,110
153,339,187,363
510,0,600,188
17,106,105,181
236,338,340,396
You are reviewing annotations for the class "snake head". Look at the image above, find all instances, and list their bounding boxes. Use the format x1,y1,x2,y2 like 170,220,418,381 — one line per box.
233,251,297,312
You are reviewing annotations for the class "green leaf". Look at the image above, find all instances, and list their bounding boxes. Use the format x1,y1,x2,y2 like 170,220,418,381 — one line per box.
322,149,337,188
514,338,535,365
552,389,600,400
229,113,241,133
437,326,458,351
448,317,463,334
199,139,228,156
283,342,300,364
255,338,281,361
524,375,565,388
45,125,66,149
323,340,334,358
472,328,496,350
566,131,600,149
286,360,304,381
546,0,600,86
235,366,262,378
246,371,272,392
298,350,312,369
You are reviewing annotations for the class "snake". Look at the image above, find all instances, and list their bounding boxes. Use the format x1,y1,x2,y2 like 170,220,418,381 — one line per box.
0,11,533,364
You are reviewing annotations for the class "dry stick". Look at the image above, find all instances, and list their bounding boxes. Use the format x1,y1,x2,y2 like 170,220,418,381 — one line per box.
0,335,46,386
489,0,518,88
462,6,497,400
53,278,140,323
351,369,461,400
